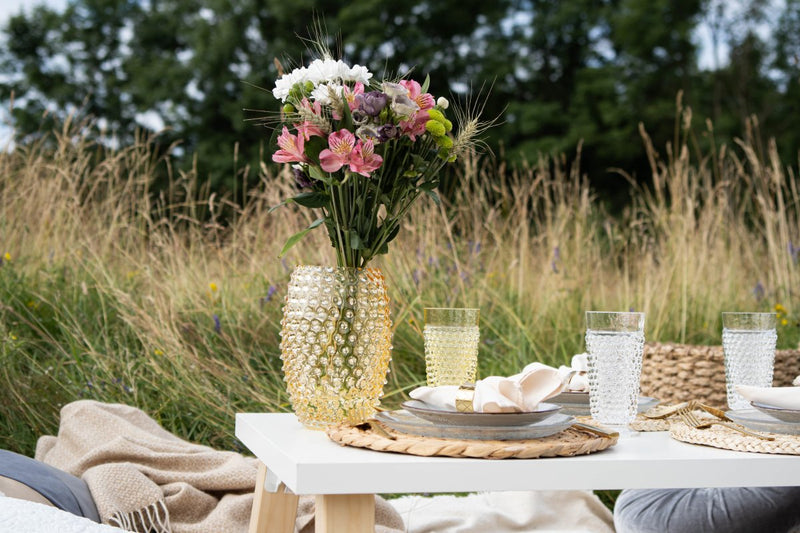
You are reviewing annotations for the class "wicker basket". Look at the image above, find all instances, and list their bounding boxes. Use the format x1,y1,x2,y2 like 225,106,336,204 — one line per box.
639,342,800,408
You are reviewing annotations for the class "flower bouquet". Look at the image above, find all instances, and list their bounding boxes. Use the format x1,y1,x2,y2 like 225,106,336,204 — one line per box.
266,50,485,427
269,55,475,268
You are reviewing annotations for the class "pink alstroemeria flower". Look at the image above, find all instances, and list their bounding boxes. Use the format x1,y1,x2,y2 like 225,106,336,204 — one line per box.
272,126,309,164
399,80,435,140
295,98,326,140
350,139,383,177
319,129,357,172
343,82,365,112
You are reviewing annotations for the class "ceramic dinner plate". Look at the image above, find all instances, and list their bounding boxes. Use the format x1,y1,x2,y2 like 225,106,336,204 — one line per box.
749,402,800,424
550,393,659,416
726,408,800,436
401,400,561,427
376,409,575,440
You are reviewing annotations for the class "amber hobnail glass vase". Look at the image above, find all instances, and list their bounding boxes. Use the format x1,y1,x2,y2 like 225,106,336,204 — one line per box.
280,266,393,428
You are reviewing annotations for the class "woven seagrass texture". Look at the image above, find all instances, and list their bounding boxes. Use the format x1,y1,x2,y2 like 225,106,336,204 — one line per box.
639,343,800,408
326,421,617,459
670,420,800,455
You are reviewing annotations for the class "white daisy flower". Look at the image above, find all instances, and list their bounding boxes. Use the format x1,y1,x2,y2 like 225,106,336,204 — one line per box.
347,64,372,84
311,82,343,105
272,66,308,102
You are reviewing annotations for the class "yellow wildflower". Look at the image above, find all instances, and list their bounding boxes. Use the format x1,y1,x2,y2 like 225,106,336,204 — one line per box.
775,303,786,312
3,252,10,261
209,282,218,292
154,349,164,356
10,334,17,340
781,319,788,326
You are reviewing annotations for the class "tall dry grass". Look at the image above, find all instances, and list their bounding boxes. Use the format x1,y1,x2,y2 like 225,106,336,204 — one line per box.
1,106,798,456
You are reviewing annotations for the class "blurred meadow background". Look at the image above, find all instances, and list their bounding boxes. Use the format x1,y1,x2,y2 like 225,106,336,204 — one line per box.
2,0,800,475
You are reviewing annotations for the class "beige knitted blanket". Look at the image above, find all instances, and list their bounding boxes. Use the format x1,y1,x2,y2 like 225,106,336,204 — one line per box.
35,400,404,533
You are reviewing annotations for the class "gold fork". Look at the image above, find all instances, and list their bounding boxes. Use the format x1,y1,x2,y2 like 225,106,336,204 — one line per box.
678,406,774,441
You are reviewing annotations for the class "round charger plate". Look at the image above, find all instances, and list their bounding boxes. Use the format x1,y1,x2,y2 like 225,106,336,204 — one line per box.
402,400,561,427
552,394,659,416
376,409,575,440
327,419,617,458
727,408,800,436
750,402,800,424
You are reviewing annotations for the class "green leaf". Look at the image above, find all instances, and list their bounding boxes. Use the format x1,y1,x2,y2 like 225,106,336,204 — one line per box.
424,189,441,205
349,230,364,250
308,165,334,185
421,74,430,94
293,191,329,208
278,218,325,258
267,199,292,214
384,223,401,244
419,180,439,191
304,136,327,163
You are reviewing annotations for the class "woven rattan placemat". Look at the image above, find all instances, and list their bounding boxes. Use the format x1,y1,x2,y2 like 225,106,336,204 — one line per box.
326,421,618,459
575,414,671,432
670,420,800,455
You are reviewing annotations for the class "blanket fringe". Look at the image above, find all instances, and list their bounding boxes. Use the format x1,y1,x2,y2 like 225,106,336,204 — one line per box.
108,499,171,533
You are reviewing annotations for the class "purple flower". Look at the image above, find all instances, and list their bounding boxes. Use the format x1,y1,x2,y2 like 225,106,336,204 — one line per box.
554,246,561,261
351,109,369,125
753,281,765,301
266,285,278,301
551,260,559,274
789,242,799,264
378,124,399,142
213,314,221,333
261,285,279,308
292,167,313,189
356,91,387,116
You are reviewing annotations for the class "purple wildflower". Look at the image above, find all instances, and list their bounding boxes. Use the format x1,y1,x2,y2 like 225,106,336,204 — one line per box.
554,246,561,261
789,242,799,264
551,260,559,274
266,285,278,301
412,269,421,286
356,91,388,116
260,285,278,309
753,281,765,301
213,314,221,333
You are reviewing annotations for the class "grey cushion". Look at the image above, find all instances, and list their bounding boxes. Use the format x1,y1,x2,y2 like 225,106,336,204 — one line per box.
0,449,99,522
614,487,800,533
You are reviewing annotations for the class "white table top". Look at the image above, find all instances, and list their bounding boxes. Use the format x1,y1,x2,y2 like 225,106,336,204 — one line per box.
235,412,800,495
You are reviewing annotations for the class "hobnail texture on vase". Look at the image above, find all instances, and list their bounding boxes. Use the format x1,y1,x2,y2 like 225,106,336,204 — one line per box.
280,266,393,428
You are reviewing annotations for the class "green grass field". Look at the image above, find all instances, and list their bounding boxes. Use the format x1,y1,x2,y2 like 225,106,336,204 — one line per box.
1,111,798,482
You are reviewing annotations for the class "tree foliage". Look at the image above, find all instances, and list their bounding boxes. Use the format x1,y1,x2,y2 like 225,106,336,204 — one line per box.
0,0,797,201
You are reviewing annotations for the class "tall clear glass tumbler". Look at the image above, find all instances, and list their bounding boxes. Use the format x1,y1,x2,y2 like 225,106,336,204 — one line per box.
722,312,777,410
585,311,646,431
423,308,480,386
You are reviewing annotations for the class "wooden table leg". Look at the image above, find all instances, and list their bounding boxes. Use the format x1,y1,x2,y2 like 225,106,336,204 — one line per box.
249,461,299,533
315,494,375,533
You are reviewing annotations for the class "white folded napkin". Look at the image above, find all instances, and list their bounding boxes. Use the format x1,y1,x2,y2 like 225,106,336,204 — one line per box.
794,375,800,387
736,384,800,410
558,353,590,392
410,362,566,413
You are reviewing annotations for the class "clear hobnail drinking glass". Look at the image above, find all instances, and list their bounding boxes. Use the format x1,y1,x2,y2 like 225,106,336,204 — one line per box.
423,308,480,386
722,312,777,410
585,311,646,433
